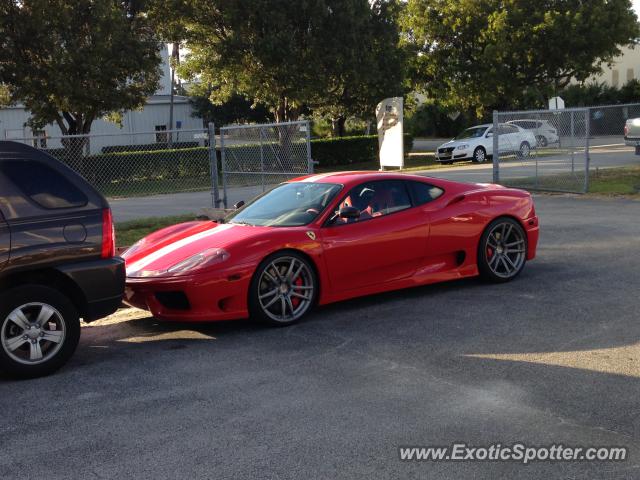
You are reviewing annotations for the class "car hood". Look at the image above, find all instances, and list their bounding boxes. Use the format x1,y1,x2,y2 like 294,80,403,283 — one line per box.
122,221,267,274
438,139,477,149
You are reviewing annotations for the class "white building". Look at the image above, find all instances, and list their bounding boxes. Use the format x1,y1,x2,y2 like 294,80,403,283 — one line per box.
583,45,640,88
0,45,203,153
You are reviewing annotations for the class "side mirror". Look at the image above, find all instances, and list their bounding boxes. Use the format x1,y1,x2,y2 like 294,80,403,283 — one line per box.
233,200,245,209
338,206,360,220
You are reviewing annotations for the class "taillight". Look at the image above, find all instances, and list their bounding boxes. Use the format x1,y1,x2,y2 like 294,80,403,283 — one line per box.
101,208,116,258
624,125,629,137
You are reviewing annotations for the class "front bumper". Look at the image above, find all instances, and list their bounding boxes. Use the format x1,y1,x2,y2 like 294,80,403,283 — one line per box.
524,215,540,261
54,257,125,322
124,264,254,322
436,148,471,162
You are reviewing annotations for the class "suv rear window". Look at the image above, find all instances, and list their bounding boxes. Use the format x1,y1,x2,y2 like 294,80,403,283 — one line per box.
0,159,87,209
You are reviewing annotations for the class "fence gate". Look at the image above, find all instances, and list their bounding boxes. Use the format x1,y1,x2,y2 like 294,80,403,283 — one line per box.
492,108,590,193
218,120,313,208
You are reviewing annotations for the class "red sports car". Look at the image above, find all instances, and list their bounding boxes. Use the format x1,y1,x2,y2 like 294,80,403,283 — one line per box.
122,172,539,325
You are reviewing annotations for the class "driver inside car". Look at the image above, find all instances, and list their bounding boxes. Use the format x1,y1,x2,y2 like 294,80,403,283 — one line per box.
338,187,376,222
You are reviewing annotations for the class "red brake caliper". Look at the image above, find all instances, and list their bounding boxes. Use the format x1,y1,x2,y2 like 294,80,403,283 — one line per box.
291,276,304,308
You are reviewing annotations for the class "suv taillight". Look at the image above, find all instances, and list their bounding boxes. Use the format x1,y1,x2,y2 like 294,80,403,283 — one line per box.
101,208,116,259
624,124,629,137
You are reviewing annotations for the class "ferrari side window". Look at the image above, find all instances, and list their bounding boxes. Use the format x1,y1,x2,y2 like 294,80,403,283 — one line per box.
408,181,444,205
336,180,411,223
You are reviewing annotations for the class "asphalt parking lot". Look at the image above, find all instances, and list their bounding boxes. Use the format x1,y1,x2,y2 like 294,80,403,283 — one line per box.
1,195,639,479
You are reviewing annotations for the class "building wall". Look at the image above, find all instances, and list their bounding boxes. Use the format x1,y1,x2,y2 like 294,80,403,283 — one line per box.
586,45,640,88
0,97,203,154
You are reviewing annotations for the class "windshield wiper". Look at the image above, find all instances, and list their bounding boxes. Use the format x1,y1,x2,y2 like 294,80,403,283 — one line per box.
229,220,253,226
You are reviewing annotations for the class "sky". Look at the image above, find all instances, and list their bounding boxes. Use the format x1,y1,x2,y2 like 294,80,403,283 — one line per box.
635,0,640,16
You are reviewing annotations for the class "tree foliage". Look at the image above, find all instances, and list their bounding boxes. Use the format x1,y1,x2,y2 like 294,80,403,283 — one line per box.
402,0,640,115
188,87,273,128
0,0,162,135
151,0,404,134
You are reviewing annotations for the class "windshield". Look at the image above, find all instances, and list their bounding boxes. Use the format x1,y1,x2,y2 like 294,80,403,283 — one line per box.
225,182,342,227
454,127,487,140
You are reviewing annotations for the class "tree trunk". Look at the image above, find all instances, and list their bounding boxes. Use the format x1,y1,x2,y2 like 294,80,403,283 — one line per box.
58,112,92,177
331,116,346,137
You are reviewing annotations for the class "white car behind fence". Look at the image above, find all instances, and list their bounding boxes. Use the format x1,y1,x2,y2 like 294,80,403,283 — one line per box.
507,119,559,147
435,123,537,164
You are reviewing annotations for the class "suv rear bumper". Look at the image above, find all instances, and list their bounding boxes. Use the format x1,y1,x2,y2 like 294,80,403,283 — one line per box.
55,257,125,322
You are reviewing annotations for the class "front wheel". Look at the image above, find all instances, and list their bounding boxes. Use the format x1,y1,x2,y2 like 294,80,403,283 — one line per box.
478,218,527,283
0,285,80,379
472,147,487,163
249,251,318,326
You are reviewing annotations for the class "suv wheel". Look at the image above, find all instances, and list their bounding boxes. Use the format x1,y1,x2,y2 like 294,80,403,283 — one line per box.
0,285,80,379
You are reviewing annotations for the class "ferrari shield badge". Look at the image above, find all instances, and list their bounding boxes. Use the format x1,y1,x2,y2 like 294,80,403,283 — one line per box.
306,231,316,241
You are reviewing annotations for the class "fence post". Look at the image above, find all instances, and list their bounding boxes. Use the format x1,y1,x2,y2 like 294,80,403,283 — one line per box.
492,110,499,183
570,110,575,174
207,122,220,208
220,128,228,208
305,120,313,173
259,128,265,192
584,108,590,193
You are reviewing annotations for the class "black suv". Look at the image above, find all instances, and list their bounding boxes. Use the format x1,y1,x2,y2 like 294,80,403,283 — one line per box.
0,141,124,378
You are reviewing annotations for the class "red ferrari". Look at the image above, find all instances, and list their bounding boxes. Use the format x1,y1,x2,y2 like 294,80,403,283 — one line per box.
122,172,539,325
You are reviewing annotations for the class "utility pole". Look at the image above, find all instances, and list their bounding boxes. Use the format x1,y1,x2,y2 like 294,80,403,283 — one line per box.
168,42,179,147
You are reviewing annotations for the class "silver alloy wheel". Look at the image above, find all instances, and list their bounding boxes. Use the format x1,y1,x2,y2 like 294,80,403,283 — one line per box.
519,142,530,157
257,256,314,323
485,222,526,279
1,302,66,365
474,148,486,162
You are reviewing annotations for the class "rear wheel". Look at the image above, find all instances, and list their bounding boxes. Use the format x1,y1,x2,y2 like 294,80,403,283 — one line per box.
249,251,317,326
535,135,548,147
0,285,80,379
478,218,527,283
517,141,531,158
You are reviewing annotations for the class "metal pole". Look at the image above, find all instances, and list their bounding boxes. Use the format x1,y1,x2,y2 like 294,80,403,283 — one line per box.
584,109,590,193
207,122,220,208
492,110,499,183
220,129,228,208
305,120,313,173
570,110,575,174
259,128,265,192
534,114,540,189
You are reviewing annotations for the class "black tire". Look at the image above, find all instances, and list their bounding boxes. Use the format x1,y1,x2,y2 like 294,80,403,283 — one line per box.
0,285,80,379
477,217,527,283
517,141,531,158
472,146,487,163
248,251,318,327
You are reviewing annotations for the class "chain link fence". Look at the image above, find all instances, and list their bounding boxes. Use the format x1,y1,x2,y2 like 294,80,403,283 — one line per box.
219,120,313,208
492,102,640,194
492,108,590,193
11,127,215,199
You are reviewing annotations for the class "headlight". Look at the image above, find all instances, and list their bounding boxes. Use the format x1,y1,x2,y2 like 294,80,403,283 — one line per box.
456,144,469,150
127,248,230,278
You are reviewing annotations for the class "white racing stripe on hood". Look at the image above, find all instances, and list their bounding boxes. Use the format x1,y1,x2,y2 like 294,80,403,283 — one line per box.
127,224,235,273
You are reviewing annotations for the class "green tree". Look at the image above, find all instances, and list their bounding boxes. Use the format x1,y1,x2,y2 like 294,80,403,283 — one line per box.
189,87,273,128
0,0,162,136
154,0,404,134
311,0,406,136
402,0,639,115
